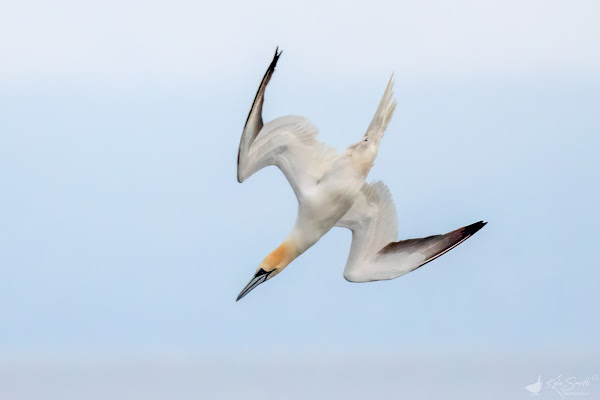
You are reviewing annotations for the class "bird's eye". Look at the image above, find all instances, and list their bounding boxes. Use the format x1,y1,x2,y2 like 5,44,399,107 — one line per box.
364,139,368,142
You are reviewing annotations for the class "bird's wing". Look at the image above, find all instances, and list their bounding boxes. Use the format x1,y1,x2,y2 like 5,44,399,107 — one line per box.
237,49,280,183
336,182,486,282
237,49,337,198
362,74,397,144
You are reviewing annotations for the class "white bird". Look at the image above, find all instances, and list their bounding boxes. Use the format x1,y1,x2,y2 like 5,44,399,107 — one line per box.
236,49,486,301
525,374,542,395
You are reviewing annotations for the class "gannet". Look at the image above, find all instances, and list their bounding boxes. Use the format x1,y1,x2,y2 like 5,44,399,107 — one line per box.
236,48,486,301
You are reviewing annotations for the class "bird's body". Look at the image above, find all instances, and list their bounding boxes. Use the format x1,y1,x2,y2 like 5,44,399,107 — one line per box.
291,137,370,251
236,49,486,301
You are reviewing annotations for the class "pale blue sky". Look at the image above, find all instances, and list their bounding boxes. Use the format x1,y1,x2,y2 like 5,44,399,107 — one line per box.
1,0,599,399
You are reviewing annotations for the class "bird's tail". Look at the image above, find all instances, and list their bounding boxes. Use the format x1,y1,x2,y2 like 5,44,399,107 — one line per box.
364,74,397,143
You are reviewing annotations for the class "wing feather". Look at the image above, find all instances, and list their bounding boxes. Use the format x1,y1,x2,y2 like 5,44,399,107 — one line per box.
237,49,338,199
243,116,338,198
237,48,281,183
337,182,486,282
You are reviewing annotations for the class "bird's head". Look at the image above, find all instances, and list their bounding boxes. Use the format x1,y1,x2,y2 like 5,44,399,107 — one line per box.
236,240,297,301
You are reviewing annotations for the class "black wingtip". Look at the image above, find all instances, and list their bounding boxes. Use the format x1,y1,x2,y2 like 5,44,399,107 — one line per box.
463,220,487,237
270,47,282,70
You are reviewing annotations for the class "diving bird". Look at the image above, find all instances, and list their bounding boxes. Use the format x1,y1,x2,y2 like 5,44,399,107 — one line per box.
236,48,486,301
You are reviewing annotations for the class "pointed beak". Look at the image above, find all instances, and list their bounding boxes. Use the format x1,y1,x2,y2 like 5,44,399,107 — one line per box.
236,268,271,301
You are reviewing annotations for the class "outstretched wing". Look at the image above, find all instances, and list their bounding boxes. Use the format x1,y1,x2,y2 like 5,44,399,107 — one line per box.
237,49,337,199
336,182,486,282
237,48,280,183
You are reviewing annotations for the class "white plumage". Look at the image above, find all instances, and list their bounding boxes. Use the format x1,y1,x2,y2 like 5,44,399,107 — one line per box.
236,49,486,301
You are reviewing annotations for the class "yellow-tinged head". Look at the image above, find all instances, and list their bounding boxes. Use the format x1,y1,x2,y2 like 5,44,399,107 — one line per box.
259,240,296,278
236,240,298,301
